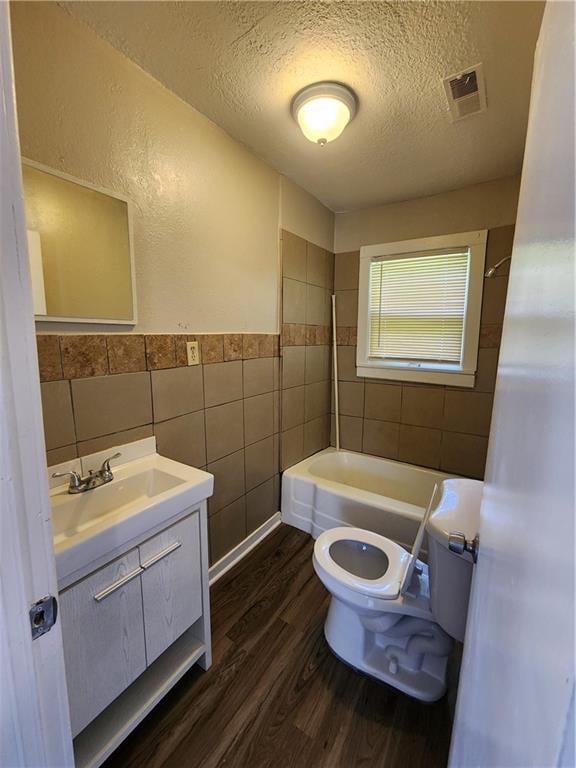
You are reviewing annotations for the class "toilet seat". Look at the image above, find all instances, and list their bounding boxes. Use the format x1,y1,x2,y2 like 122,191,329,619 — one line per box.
314,527,412,600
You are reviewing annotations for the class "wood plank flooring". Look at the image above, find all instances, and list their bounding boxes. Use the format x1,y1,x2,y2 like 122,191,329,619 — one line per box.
104,525,452,768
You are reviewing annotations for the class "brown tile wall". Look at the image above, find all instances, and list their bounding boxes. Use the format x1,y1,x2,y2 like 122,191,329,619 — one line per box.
37,333,280,564
37,225,508,561
330,225,514,479
280,230,335,470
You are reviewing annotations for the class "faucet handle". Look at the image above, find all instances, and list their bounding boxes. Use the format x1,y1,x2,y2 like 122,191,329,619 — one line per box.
100,452,122,476
51,470,82,489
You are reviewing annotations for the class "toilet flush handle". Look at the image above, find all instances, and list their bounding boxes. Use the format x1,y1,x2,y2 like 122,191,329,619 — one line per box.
448,532,479,563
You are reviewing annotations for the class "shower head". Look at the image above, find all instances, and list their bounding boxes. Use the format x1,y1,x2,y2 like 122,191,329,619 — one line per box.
485,255,511,278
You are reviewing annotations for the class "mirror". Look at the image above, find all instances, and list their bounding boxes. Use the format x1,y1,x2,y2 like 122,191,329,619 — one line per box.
22,160,136,324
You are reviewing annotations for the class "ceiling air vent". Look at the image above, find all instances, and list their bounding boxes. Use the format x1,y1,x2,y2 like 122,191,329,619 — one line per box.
443,63,487,122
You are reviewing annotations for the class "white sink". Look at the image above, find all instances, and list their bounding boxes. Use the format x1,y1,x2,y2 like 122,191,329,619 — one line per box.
51,452,213,583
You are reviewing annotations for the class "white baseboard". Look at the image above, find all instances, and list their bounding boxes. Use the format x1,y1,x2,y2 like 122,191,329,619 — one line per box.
208,512,281,586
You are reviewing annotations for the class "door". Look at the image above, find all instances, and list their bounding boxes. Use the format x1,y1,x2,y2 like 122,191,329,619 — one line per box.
0,6,73,766
449,3,575,767
59,549,147,737
140,512,202,664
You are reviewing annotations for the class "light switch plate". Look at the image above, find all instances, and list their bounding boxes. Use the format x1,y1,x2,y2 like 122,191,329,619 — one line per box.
186,341,200,366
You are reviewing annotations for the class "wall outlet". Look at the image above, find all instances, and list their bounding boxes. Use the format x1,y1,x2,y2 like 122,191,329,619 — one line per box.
186,341,200,366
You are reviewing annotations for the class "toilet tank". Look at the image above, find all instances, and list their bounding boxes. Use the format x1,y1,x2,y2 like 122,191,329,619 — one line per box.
425,478,483,642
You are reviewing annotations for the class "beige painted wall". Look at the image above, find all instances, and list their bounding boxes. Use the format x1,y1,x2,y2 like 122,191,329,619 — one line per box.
334,175,520,253
11,3,519,333
11,3,337,334
280,177,334,252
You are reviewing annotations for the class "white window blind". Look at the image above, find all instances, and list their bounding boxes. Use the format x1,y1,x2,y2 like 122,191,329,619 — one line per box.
368,248,470,364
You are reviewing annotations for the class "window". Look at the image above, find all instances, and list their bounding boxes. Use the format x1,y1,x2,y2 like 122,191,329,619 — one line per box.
356,230,487,387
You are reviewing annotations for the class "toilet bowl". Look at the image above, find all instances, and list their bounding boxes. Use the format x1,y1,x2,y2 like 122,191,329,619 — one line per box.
313,478,482,702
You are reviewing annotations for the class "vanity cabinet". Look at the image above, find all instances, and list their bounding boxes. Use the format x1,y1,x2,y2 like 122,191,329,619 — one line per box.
60,511,203,739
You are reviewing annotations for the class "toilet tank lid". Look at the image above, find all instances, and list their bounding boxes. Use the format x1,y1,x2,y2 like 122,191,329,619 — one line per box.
426,478,484,547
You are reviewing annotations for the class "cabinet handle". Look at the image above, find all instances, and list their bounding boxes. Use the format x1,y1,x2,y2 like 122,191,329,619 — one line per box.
93,566,144,602
141,541,182,570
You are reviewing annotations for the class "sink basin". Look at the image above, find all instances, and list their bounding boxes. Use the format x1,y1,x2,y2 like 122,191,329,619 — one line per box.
51,452,213,584
51,468,184,538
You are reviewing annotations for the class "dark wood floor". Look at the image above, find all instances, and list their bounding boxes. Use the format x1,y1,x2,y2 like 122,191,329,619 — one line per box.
104,525,452,768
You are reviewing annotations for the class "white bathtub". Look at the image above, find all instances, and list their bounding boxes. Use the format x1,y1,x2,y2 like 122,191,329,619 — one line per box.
281,448,453,549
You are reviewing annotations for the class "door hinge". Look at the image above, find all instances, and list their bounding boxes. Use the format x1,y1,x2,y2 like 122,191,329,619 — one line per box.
29,595,58,640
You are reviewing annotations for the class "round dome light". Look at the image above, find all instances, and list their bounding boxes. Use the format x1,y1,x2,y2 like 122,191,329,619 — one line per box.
291,82,357,146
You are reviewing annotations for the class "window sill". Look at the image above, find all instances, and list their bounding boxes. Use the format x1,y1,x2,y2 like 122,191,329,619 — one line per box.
356,365,475,388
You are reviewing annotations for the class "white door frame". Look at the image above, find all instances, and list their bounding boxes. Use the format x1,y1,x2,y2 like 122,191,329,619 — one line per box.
0,5,73,766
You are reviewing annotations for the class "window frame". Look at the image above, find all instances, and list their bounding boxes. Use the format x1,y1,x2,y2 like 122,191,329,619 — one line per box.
356,229,487,387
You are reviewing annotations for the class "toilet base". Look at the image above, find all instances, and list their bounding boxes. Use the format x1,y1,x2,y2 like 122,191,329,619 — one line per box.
323,596,451,702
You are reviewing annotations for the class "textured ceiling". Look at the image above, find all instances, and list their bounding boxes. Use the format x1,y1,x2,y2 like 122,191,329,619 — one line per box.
61,1,544,211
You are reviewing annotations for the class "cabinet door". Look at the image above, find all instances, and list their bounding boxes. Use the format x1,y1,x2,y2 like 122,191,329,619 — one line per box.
59,549,146,737
139,513,202,664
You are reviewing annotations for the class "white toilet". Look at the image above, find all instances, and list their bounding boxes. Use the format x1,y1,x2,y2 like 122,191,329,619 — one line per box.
313,478,482,702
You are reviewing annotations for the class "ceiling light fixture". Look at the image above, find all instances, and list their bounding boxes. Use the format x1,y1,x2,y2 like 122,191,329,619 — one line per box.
291,82,357,146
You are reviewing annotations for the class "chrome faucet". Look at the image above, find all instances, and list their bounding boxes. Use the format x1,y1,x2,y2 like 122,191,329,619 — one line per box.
52,452,122,494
